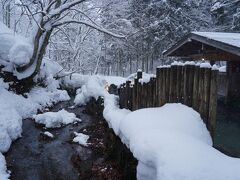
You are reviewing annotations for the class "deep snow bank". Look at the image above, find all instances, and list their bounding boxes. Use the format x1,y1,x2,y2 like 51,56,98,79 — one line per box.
73,75,240,180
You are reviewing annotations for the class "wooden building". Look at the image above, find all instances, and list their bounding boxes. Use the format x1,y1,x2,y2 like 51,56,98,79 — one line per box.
163,32,240,102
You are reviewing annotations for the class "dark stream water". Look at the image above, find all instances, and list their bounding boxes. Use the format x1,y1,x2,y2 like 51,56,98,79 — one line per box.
5,98,103,180
214,102,240,157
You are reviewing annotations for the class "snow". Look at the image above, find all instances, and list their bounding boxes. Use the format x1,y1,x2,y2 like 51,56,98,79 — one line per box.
126,72,155,84
43,131,54,138
27,87,70,109
212,64,219,71
72,74,240,180
0,22,33,75
73,132,89,146
0,154,9,180
74,76,108,106
102,76,126,87
200,62,212,68
219,65,226,73
171,61,184,66
34,109,81,128
193,32,240,49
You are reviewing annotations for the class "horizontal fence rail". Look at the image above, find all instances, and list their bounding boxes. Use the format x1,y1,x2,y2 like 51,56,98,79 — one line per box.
118,63,219,138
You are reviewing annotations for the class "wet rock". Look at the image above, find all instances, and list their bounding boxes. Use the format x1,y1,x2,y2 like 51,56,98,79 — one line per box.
39,131,54,141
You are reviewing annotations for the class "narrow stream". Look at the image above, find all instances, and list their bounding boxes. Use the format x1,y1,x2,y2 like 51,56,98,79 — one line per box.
5,97,123,180
214,101,240,157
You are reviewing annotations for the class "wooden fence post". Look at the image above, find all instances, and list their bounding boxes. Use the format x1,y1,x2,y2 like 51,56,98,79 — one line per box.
126,81,131,109
156,67,161,106
203,67,211,126
208,68,218,139
137,71,142,109
152,77,157,107
132,78,138,110
183,64,195,107
198,67,205,119
169,65,178,103
165,66,171,104
161,67,167,105
192,65,200,111
177,65,183,103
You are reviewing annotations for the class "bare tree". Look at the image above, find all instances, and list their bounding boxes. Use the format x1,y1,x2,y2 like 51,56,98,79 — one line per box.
15,0,124,80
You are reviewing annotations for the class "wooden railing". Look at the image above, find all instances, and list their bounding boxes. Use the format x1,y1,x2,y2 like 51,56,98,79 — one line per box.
118,63,219,138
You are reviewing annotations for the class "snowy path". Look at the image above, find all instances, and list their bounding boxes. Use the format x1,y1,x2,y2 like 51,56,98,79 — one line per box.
5,97,123,179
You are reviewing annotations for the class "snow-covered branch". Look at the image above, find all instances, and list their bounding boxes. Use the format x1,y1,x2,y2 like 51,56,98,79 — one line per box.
53,20,125,39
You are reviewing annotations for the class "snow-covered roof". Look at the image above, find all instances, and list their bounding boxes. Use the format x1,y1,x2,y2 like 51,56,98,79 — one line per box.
163,32,240,60
192,32,240,48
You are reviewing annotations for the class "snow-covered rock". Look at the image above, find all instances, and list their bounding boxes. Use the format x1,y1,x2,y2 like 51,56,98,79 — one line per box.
43,131,54,139
73,132,89,146
0,22,33,77
34,109,81,128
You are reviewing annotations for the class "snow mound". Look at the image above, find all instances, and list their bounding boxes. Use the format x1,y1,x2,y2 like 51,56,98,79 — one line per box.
0,22,33,72
27,87,70,109
73,132,89,146
34,109,81,128
74,76,108,106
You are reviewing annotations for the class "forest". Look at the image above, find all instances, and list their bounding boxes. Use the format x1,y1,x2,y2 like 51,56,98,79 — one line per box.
1,1,240,180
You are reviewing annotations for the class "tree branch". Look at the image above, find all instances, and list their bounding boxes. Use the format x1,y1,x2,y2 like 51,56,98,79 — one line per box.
53,20,125,39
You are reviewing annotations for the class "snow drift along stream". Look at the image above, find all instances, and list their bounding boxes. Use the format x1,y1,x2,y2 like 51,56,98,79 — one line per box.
73,75,240,180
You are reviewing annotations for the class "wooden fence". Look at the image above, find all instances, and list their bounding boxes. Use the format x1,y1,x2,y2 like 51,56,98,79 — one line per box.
118,64,218,138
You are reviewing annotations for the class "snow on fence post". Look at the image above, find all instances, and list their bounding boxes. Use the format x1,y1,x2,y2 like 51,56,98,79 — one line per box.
192,64,200,111
208,68,218,139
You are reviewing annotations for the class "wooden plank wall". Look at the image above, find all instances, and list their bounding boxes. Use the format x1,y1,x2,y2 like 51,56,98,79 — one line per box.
118,64,218,138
